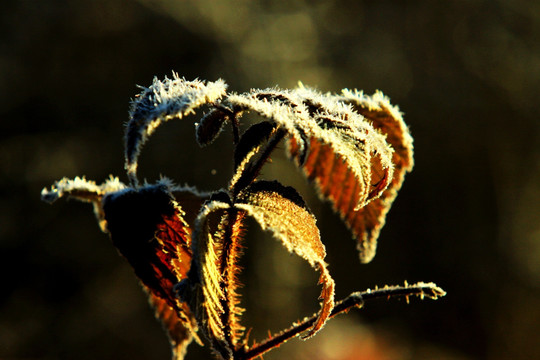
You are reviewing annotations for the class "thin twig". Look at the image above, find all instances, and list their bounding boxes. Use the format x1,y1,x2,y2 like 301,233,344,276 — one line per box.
237,282,445,360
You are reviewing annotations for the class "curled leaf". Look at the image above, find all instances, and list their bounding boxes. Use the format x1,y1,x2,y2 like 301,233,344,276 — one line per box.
235,180,335,338
125,74,227,184
286,87,403,263
333,90,414,263
41,176,127,231
229,121,283,194
290,85,395,209
196,107,231,147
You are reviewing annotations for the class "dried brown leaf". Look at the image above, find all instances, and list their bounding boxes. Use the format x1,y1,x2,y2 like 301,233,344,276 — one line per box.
286,87,409,263
334,90,414,263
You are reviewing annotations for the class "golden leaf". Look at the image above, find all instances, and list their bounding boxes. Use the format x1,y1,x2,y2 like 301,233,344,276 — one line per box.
235,180,335,338
179,200,236,359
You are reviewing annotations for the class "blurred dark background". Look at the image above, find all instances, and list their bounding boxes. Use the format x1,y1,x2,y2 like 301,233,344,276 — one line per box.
2,1,539,359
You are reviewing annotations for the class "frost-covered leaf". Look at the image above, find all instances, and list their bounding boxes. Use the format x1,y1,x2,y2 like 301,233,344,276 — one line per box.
225,85,397,263
287,86,399,263
125,74,227,183
40,176,122,203
329,90,414,263
41,176,127,231
235,180,335,339
289,85,395,209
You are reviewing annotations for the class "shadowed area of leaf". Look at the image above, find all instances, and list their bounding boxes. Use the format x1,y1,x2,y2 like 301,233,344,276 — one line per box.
42,178,205,359
196,107,232,147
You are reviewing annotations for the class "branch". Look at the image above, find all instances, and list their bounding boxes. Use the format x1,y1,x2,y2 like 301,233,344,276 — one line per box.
238,282,445,360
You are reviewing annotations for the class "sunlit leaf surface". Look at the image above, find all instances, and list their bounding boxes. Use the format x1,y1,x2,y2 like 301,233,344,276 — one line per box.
236,180,335,338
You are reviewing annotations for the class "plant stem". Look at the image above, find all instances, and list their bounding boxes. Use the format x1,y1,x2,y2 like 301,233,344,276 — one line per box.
237,282,445,360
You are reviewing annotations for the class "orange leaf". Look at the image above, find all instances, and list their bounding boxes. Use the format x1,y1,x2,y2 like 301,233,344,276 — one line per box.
286,87,410,263
337,90,414,263
225,86,402,263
